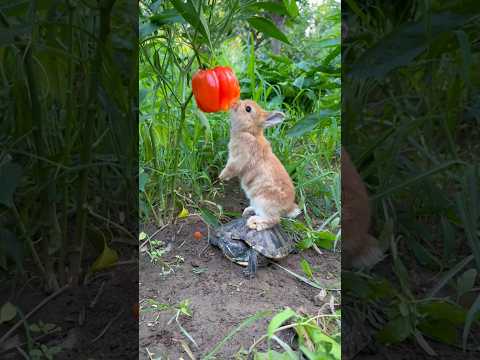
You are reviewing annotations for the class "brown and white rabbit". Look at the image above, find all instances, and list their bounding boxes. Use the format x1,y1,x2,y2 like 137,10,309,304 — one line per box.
341,147,383,268
219,100,301,231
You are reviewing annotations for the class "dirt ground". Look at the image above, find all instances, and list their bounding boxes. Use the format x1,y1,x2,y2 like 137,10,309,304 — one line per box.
139,184,340,359
0,242,138,359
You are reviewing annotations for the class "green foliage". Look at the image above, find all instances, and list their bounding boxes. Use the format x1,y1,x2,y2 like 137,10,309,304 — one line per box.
0,0,137,286
203,307,340,360
139,0,341,230
343,0,480,353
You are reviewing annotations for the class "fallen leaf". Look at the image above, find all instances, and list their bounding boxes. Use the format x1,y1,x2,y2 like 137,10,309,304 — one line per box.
178,207,189,218
0,302,17,324
90,240,119,272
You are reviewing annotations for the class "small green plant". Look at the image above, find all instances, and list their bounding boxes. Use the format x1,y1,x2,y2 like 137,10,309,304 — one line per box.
146,239,167,263
26,321,62,359
29,344,62,360
203,308,340,360
143,299,197,351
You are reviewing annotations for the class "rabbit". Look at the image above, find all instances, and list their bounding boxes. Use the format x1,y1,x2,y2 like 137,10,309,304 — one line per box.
219,99,301,231
341,147,383,268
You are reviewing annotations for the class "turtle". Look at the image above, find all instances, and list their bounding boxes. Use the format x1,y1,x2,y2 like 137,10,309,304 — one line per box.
209,214,294,278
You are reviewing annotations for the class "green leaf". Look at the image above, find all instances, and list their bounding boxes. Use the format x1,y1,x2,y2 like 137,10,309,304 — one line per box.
463,292,480,349
409,240,441,268
0,24,31,46
454,30,472,88
178,207,189,218
316,38,340,48
203,310,272,360
90,240,119,272
0,302,17,324
371,160,463,200
428,256,474,298
418,300,467,325
0,162,22,208
300,259,313,279
254,350,294,360
247,2,288,16
150,9,184,26
286,111,335,137
292,75,304,89
139,170,149,193
171,0,211,47
295,237,313,251
418,319,458,345
350,12,471,80
30,323,41,332
268,308,296,338
312,230,336,250
199,207,220,228
457,268,477,298
197,109,211,133
282,0,299,18
140,21,157,39
271,335,299,359
303,325,340,358
342,271,371,299
247,16,290,45
377,316,412,344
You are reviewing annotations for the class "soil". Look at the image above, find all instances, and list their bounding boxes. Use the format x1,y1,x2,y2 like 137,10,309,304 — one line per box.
139,183,341,359
0,242,139,360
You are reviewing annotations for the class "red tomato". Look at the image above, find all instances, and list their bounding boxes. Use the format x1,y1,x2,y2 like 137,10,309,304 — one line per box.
192,66,240,113
193,231,203,240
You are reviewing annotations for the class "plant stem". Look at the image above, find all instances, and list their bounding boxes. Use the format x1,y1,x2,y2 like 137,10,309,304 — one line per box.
11,205,46,278
59,0,76,286
169,91,194,219
70,0,116,284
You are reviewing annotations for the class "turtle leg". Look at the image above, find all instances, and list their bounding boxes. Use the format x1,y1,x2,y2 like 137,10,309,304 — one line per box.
208,234,219,246
243,249,257,278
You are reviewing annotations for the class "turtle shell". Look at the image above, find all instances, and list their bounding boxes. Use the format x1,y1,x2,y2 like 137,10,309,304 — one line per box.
215,216,292,259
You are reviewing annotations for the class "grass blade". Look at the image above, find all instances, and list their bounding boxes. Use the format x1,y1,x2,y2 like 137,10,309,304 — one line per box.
371,160,464,200
273,263,323,289
427,255,473,298
462,292,480,350
202,310,272,360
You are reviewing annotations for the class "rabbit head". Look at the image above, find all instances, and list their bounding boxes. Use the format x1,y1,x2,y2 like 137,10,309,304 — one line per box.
230,100,285,135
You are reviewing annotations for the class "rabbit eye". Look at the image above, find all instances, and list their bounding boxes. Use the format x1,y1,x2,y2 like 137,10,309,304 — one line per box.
245,106,251,113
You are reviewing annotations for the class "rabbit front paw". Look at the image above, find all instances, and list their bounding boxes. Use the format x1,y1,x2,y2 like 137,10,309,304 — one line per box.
219,168,232,181
247,216,273,231
242,207,256,218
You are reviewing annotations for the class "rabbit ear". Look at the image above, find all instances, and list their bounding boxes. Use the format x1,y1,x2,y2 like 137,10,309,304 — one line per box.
263,111,285,128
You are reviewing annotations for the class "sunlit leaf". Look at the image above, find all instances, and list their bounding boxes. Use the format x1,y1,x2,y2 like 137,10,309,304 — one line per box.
282,0,299,18
287,111,336,137
178,207,190,218
300,259,313,279
268,308,296,338
171,0,211,46
247,16,290,45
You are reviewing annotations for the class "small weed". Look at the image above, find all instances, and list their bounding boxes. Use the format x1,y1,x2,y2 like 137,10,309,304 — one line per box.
204,308,341,360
